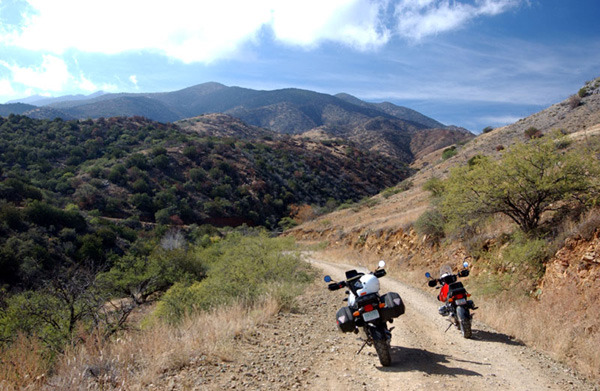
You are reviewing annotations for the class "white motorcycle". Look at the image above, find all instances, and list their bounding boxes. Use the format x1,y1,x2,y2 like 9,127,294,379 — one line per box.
324,260,404,366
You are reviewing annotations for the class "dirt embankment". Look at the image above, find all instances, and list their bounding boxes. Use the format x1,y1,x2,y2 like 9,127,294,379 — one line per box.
151,255,596,390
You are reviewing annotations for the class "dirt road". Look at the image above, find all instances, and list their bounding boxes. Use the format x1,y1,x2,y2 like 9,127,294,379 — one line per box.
158,256,597,390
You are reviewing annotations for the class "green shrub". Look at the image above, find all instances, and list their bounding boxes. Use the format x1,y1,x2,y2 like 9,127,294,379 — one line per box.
154,231,314,323
97,246,204,305
422,177,445,198
487,230,550,292
524,127,542,139
441,146,457,160
414,208,445,242
278,216,298,231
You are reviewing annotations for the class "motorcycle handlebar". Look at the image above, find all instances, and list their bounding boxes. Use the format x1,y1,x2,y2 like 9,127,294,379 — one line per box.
328,281,346,291
325,266,386,291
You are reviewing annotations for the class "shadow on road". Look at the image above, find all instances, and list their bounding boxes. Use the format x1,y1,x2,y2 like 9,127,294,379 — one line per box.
378,346,486,376
471,329,525,346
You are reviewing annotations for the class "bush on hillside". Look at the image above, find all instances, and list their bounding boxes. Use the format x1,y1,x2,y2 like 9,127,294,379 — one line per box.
414,209,446,243
441,146,457,160
473,230,550,296
422,177,445,198
524,127,542,139
154,231,314,324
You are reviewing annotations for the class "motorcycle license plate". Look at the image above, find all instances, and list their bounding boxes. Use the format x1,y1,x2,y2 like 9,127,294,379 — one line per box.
363,310,380,322
455,298,467,305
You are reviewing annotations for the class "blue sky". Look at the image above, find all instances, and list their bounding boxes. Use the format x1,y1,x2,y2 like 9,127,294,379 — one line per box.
0,0,599,133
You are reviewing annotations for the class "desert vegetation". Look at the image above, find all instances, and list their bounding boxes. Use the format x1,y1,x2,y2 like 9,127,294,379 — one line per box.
0,227,313,390
418,132,599,276
411,132,600,380
1,113,403,389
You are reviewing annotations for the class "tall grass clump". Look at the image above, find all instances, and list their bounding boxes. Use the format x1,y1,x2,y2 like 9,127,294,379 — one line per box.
0,333,51,390
154,230,315,323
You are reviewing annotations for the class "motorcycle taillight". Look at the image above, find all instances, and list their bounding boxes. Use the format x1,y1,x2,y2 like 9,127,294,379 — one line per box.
453,293,465,300
363,304,374,312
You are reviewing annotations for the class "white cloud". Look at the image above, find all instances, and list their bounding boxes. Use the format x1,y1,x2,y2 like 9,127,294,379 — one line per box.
129,75,138,87
0,1,522,64
0,79,16,98
394,0,520,40
0,55,104,97
270,0,390,49
1,0,391,63
1,54,70,90
77,73,98,92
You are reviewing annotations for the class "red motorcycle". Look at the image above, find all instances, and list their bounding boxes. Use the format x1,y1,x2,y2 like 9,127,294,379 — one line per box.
426,262,476,338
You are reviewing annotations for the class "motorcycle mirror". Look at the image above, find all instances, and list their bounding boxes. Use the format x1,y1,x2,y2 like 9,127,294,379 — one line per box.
425,272,432,279
378,260,386,268
463,261,469,268
324,275,332,283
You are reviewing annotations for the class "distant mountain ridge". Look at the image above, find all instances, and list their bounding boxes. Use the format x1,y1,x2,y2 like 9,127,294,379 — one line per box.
2,82,445,131
1,82,475,162
6,91,106,106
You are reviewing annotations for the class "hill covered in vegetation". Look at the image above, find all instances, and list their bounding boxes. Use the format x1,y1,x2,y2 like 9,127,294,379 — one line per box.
0,114,411,290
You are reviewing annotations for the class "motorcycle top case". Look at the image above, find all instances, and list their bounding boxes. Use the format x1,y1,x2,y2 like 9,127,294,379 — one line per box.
380,292,405,322
448,281,467,298
335,306,356,333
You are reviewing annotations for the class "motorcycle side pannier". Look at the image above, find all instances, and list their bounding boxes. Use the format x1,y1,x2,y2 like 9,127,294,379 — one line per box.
335,306,356,333
380,292,405,322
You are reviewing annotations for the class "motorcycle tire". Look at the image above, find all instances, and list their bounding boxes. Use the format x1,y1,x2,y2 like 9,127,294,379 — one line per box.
369,326,392,366
456,306,472,338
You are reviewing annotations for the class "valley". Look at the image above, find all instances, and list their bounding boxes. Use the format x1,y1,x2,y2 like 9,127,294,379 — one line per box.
1,77,600,389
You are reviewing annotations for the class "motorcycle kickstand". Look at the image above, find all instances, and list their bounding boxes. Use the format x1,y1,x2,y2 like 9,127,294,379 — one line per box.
444,323,453,333
356,337,372,355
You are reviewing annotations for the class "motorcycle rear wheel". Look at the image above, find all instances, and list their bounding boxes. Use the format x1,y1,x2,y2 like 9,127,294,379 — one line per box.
456,306,472,338
368,326,392,366
373,338,392,366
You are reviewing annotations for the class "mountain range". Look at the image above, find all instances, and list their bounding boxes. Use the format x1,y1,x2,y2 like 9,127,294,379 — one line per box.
1,82,474,162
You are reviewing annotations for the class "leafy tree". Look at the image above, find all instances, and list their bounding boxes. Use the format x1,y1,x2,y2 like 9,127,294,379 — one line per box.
97,246,203,305
108,164,127,185
1,264,135,352
440,135,600,234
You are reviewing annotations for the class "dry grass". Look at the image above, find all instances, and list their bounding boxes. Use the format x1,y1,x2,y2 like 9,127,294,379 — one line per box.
475,285,600,382
5,298,280,391
0,333,51,391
